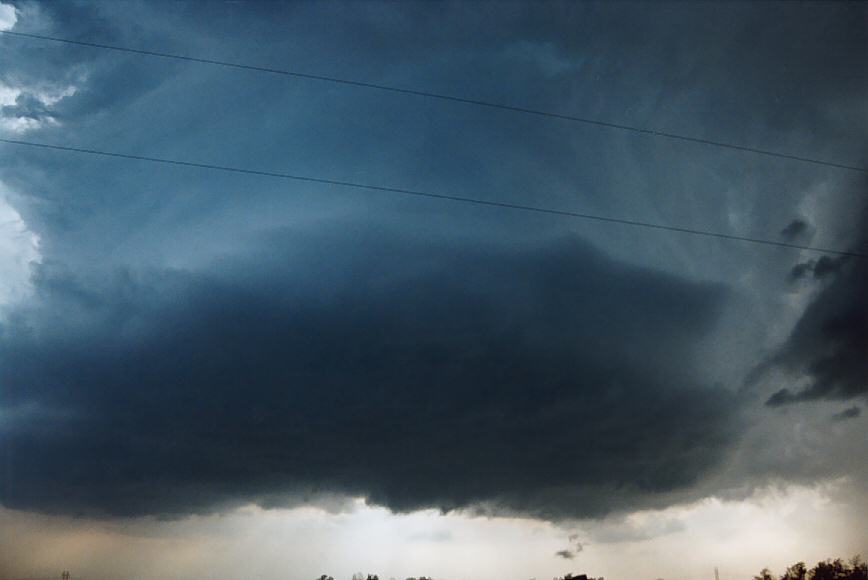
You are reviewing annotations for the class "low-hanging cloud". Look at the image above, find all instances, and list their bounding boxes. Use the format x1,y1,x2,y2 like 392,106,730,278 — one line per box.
2,0,863,527
832,406,861,422
0,227,737,519
766,203,867,407
780,219,811,242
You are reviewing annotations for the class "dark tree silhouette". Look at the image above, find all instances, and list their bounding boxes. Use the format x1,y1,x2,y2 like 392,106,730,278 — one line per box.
756,557,867,580
782,562,808,580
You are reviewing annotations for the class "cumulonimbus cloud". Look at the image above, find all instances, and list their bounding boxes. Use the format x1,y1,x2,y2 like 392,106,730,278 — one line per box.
0,228,737,519
766,201,867,407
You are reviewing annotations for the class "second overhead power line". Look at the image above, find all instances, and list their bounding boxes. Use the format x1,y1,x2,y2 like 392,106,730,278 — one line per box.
1,137,864,259
1,29,865,174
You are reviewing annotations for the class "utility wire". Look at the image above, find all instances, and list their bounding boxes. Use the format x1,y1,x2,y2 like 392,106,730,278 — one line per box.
1,29,865,174
2,137,864,259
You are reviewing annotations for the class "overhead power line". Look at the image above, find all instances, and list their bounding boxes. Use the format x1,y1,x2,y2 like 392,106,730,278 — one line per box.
2,137,864,259
1,29,865,174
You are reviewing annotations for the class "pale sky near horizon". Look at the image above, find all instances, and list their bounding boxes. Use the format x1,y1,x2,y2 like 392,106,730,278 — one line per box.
0,1,866,579
2,483,868,580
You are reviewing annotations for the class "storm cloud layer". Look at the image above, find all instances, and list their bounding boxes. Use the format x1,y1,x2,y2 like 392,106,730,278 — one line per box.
766,203,867,407
1,0,866,525
0,229,735,518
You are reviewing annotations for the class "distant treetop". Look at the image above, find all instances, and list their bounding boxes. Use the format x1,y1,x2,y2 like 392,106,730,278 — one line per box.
755,557,867,580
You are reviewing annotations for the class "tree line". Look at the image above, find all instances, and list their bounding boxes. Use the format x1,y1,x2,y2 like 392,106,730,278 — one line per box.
316,573,601,580
754,557,867,580
316,575,433,580
315,561,867,580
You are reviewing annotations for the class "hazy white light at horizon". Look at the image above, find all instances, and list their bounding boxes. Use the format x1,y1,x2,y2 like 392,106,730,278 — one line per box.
1,482,863,580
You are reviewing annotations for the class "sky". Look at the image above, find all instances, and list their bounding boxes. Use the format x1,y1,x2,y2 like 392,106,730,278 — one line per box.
0,1,866,579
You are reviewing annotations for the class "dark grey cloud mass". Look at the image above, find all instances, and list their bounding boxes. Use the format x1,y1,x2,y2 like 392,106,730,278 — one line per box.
832,406,861,422
789,256,847,282
780,219,811,242
1,92,52,122
766,202,867,407
1,0,866,521
0,228,735,518
555,534,583,559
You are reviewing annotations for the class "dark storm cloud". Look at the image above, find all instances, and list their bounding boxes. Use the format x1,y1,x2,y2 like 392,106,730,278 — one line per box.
0,228,735,518
1,0,865,523
2,0,863,266
788,256,849,282
555,534,583,559
1,92,52,122
832,406,861,422
780,219,811,242
765,202,867,407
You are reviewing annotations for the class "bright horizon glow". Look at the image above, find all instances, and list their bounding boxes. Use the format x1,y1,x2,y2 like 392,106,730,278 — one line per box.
1,481,864,580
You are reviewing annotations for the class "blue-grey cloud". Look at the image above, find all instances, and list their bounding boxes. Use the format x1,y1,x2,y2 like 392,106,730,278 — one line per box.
1,0,866,521
832,406,861,422
766,201,867,407
780,219,811,242
0,227,735,518
2,91,51,120
789,255,849,282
